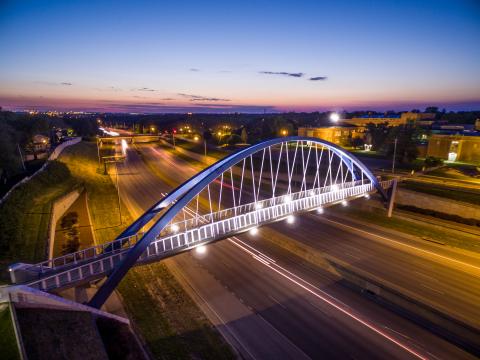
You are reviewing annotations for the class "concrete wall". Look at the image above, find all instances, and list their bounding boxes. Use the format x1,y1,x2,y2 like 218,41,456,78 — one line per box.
396,188,480,220
47,188,83,260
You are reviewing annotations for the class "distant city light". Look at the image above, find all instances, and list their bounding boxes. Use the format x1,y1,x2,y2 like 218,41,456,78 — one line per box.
341,200,348,206
171,224,180,233
281,129,288,136
364,194,370,199
330,112,340,122
284,194,292,203
193,135,199,141
364,144,373,151
196,245,207,254
331,184,339,192
286,215,295,224
255,203,263,209
317,207,324,214
249,227,259,235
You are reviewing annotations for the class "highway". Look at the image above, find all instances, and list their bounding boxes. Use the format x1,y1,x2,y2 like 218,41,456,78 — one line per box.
112,142,477,359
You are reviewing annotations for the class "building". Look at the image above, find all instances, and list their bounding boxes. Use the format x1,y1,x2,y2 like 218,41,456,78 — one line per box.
343,112,435,127
427,134,480,163
298,125,365,146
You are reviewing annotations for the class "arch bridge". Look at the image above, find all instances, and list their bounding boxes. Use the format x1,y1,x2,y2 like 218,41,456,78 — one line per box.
9,137,394,309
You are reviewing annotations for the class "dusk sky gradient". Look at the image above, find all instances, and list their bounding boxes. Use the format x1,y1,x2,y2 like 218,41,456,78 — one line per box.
1,0,479,113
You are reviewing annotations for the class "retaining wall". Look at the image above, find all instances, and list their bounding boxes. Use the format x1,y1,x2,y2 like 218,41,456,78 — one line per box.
396,188,480,220
47,188,84,260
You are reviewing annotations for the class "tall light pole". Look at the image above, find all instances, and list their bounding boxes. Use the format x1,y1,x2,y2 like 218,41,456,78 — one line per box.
115,161,122,225
172,130,176,149
392,137,398,174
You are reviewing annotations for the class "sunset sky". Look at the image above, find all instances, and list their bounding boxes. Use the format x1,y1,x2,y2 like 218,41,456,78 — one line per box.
1,0,479,113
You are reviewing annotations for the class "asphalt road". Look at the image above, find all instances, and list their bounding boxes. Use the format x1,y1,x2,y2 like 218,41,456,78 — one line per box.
113,143,477,359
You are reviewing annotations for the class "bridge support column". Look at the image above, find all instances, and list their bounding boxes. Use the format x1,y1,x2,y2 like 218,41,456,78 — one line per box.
386,178,398,218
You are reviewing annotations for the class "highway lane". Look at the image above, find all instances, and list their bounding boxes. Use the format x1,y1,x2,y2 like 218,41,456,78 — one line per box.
140,143,480,328
114,143,476,359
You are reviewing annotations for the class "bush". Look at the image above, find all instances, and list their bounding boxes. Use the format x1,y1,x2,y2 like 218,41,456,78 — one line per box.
424,156,443,167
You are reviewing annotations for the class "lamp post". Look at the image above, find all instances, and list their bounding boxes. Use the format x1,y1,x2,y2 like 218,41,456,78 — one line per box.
172,130,176,149
392,137,398,174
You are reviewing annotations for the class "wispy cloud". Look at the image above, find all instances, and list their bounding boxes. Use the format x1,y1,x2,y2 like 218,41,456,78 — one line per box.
34,81,73,86
309,76,327,81
189,68,200,72
259,71,304,78
134,87,157,92
178,93,231,102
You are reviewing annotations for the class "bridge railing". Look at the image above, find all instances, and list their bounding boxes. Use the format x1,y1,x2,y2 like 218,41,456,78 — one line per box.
20,178,391,276
25,180,391,292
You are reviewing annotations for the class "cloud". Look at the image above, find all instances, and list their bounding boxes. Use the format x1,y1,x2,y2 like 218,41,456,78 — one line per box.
309,76,328,81
34,81,73,86
135,87,157,92
178,93,231,102
259,71,304,78
189,68,200,72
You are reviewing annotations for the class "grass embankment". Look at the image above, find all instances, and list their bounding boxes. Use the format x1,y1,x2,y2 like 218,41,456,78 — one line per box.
0,305,20,360
0,161,77,281
402,181,480,206
63,142,233,359
332,205,480,253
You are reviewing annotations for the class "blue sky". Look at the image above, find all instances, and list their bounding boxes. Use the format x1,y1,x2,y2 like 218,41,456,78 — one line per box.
1,0,479,112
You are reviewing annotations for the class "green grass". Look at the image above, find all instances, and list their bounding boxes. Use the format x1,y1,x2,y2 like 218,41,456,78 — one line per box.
118,263,234,360
0,161,77,281
333,206,480,253
401,181,480,206
0,305,20,360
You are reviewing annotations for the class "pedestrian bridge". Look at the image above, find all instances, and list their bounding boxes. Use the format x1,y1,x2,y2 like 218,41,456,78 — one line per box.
9,136,393,308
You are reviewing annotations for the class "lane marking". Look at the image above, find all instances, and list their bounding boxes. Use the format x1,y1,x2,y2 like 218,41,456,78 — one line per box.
228,238,427,359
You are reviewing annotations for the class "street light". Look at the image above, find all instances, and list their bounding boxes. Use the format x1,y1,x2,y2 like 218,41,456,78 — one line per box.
193,135,199,141
281,129,288,136
330,112,340,123
392,137,398,174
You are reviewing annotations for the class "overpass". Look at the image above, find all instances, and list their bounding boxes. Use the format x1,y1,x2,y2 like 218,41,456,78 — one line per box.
97,134,161,144
9,136,395,309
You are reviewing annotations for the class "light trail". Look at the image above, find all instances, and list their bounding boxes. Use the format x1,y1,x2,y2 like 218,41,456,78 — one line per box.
178,202,426,359
228,237,428,360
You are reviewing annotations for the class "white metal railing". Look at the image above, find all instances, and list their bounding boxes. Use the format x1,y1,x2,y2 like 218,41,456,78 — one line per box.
25,180,391,292
26,178,380,274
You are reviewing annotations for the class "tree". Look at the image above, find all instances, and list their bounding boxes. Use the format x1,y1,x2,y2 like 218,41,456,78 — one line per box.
365,122,389,150
240,127,248,143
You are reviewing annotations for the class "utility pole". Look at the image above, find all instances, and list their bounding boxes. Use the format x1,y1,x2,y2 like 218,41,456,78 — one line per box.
392,137,398,174
96,138,101,164
172,132,176,149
